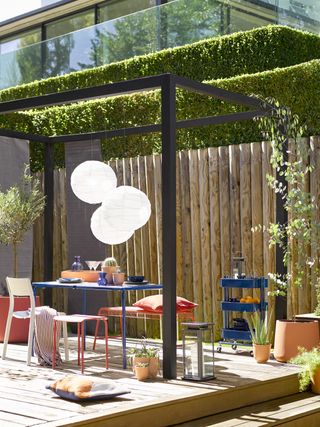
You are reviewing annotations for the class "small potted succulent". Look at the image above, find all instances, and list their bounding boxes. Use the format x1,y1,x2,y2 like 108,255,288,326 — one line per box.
101,257,119,284
291,347,320,394
128,337,160,379
134,361,150,381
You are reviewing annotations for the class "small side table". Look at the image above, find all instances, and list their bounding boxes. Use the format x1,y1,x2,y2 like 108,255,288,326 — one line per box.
53,314,108,374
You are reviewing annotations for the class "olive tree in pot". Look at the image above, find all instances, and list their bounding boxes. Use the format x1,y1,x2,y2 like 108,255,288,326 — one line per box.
255,101,320,362
0,167,46,278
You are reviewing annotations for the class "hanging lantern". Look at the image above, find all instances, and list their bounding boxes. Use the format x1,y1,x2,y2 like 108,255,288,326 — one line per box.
71,160,117,204
101,186,151,230
182,322,215,381
232,256,246,278
90,206,134,245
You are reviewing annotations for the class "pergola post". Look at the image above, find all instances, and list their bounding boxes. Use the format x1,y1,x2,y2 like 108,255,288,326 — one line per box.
43,142,54,304
161,74,177,379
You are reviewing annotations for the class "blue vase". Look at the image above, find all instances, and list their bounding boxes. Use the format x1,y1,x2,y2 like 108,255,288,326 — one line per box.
98,271,107,286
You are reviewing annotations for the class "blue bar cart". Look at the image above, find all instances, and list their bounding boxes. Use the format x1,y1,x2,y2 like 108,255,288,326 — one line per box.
217,277,268,353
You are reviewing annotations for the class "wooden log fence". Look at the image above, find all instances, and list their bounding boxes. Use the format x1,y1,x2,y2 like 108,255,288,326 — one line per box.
33,137,320,338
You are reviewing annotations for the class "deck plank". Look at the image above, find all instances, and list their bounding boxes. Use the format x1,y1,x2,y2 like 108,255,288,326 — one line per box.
0,338,302,427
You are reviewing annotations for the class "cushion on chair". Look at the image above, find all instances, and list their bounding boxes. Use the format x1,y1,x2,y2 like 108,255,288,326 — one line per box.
47,375,130,401
133,295,197,313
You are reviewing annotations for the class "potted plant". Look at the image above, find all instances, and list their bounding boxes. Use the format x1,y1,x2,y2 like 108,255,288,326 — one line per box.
0,166,46,277
101,257,119,284
0,166,45,342
134,361,150,381
291,347,320,394
255,101,320,362
246,311,273,363
128,337,160,379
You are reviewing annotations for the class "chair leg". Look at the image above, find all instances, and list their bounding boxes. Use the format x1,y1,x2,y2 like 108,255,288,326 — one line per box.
77,323,80,366
93,318,101,351
26,314,36,365
81,322,85,374
103,318,109,369
62,321,69,362
53,320,57,370
2,312,13,360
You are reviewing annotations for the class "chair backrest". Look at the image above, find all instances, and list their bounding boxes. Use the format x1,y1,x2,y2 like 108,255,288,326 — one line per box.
5,277,35,316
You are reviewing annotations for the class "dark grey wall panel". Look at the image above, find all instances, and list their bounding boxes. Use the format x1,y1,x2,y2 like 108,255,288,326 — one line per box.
65,140,109,331
0,137,32,293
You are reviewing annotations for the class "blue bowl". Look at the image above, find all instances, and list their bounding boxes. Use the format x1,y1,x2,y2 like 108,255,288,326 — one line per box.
127,275,144,283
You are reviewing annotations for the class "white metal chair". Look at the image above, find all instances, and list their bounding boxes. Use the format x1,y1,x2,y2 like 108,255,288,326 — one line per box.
2,277,69,365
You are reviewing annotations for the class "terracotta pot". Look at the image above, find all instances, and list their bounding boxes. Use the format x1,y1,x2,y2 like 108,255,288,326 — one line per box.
311,367,320,394
112,272,125,286
253,343,271,363
133,356,159,379
135,366,149,381
274,320,320,362
61,270,99,282
101,266,118,284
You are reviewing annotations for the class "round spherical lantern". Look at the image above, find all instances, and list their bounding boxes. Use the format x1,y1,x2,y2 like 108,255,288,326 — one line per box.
71,160,117,204
90,206,134,245
101,186,151,230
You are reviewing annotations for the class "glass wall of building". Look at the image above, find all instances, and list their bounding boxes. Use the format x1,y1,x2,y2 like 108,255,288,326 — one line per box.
0,0,319,89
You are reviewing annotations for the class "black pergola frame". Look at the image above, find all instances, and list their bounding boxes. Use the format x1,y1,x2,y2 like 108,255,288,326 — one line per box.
0,73,272,379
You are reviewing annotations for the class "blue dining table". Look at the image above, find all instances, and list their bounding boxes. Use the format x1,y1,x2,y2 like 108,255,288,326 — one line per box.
32,281,163,369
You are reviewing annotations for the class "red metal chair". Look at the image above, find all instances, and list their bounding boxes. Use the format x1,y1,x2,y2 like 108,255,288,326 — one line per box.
53,314,108,374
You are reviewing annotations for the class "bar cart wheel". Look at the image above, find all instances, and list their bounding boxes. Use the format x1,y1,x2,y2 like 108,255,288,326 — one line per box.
216,345,222,353
231,343,237,351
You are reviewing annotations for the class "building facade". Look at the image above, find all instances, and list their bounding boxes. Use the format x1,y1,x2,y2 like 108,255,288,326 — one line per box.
0,0,319,89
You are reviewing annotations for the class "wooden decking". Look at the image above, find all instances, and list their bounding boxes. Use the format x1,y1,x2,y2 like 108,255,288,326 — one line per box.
0,337,318,427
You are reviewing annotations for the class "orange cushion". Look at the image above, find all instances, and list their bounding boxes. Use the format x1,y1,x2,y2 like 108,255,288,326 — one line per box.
133,295,197,313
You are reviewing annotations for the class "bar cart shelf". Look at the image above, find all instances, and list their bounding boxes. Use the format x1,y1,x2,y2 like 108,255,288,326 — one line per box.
217,277,268,353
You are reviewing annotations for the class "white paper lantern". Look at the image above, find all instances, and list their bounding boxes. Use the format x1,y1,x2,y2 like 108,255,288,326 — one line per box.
101,185,151,230
71,160,117,204
90,206,134,245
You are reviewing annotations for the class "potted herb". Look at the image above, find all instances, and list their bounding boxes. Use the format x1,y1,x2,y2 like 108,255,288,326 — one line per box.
0,166,45,277
256,101,320,361
246,311,273,363
101,257,119,284
128,337,160,379
291,347,320,394
134,361,150,381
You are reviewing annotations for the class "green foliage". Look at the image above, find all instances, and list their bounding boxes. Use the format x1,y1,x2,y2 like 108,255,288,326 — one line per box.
0,26,320,172
291,347,320,391
1,25,319,102
245,311,273,345
0,166,46,276
128,338,160,359
256,100,320,316
102,257,118,267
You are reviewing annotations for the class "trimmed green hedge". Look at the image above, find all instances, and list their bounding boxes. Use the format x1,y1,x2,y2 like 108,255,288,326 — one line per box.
0,25,320,102
1,59,319,171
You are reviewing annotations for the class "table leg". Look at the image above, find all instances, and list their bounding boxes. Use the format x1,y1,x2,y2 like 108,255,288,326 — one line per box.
81,290,87,349
121,290,127,369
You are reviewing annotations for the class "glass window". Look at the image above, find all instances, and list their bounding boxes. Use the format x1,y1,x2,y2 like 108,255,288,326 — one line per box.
0,28,41,55
98,0,157,23
45,9,95,39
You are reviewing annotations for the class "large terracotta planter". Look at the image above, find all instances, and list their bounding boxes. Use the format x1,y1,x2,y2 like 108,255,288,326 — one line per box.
0,296,40,342
311,367,320,394
274,320,319,362
133,356,159,379
253,343,271,363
